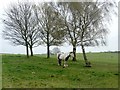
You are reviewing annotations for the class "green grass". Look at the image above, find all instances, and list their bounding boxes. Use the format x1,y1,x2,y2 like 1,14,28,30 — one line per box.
2,53,118,88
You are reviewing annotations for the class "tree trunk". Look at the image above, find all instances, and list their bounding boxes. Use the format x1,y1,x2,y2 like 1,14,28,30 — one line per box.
26,42,29,58
47,44,50,58
46,30,50,58
81,44,91,67
72,46,76,61
30,45,33,56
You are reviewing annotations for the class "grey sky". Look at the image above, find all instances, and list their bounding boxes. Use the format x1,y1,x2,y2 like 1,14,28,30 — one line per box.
0,0,119,54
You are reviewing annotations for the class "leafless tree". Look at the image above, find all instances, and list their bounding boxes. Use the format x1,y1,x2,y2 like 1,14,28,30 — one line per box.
53,3,80,61
71,1,117,67
55,1,117,66
3,2,40,57
34,2,66,58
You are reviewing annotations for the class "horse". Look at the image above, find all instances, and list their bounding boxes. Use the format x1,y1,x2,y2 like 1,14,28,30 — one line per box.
57,52,74,68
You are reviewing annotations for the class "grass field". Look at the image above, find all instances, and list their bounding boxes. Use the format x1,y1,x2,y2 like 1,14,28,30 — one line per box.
2,52,119,88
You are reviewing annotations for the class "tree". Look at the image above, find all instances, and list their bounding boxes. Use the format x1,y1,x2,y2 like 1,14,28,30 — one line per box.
34,2,65,58
55,1,117,66
54,2,81,61
52,2,85,61
70,1,117,66
3,2,40,57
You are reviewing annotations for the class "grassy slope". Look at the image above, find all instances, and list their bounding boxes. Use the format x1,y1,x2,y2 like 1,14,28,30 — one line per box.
2,53,118,88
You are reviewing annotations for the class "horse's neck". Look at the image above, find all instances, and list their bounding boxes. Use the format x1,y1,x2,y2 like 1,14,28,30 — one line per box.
63,53,69,57
59,53,70,60
64,54,70,61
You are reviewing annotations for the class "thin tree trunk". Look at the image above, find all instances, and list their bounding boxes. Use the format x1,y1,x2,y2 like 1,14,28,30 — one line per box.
26,42,29,58
72,46,76,61
47,44,50,58
25,16,29,58
30,45,33,56
47,30,50,58
81,44,91,67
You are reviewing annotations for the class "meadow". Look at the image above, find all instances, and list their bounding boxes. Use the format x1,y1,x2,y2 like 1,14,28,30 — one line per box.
2,52,119,88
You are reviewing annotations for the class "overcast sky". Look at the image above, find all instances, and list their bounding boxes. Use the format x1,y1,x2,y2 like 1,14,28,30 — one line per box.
0,0,119,54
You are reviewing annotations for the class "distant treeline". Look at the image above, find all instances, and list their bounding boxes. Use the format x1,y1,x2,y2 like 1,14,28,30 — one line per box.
102,51,120,53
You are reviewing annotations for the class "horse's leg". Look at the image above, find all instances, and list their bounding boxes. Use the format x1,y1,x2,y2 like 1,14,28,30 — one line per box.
58,59,62,66
59,59,62,66
63,60,65,68
64,61,68,67
58,59,60,66
63,60,68,67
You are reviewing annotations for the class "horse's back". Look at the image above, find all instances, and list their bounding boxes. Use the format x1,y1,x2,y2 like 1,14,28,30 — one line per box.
57,52,65,60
